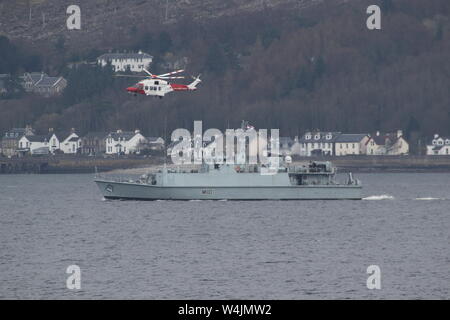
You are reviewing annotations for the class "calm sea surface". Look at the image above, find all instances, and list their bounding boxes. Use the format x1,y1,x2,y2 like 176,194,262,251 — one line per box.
0,172,449,299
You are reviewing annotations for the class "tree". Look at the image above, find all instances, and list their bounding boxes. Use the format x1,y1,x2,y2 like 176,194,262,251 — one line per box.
205,43,227,76
158,31,172,54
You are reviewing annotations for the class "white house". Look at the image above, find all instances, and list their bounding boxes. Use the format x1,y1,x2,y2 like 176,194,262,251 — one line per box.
106,130,148,155
426,134,450,155
335,134,370,156
97,51,153,73
48,132,60,153
59,132,81,154
18,135,49,155
147,137,165,150
366,131,409,155
298,131,341,156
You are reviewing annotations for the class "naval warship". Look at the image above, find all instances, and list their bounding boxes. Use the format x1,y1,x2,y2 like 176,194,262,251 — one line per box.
95,159,362,200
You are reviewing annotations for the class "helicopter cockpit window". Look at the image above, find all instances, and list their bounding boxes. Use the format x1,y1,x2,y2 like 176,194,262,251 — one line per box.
145,86,149,90
155,81,159,85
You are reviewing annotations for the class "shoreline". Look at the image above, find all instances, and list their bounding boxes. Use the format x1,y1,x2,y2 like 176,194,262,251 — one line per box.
2,155,450,174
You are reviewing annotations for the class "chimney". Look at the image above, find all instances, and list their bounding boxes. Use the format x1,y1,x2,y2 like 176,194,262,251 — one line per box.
434,134,439,139
25,125,33,136
397,130,403,138
71,128,75,133
376,131,380,136
135,129,140,134
117,129,122,134
49,128,54,133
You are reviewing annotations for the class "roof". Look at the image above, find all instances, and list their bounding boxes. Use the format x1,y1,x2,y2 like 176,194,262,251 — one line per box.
97,52,153,61
298,132,341,143
336,134,368,143
147,137,164,143
369,135,387,145
280,137,294,146
25,135,48,142
33,147,49,154
68,136,80,142
35,76,64,87
429,135,450,145
83,132,109,139
24,73,45,84
167,140,182,149
108,131,138,141
22,73,66,87
3,128,27,138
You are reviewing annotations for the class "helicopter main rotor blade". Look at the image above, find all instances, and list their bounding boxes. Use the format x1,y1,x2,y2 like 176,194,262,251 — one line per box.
143,68,154,77
157,69,185,78
114,75,148,78
158,76,185,80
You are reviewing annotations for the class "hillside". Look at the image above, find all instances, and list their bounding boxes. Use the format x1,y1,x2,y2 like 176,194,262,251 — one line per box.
0,0,321,43
0,0,450,152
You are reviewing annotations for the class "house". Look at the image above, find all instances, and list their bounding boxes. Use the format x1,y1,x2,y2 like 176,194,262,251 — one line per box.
81,132,108,155
366,131,409,155
297,131,341,156
59,130,81,154
21,72,67,96
335,134,370,156
18,135,50,155
279,137,295,156
146,137,165,150
105,130,147,155
97,51,153,73
166,140,182,157
426,134,450,155
47,130,60,154
1,126,35,157
278,136,305,157
42,128,81,154
0,74,9,95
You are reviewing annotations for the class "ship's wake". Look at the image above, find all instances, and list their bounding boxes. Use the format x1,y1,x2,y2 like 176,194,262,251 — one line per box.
363,194,395,200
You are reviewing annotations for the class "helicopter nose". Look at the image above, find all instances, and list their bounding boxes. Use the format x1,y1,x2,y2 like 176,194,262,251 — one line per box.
126,87,138,93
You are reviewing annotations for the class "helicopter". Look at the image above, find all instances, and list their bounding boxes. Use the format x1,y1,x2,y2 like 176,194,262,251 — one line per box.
116,69,202,98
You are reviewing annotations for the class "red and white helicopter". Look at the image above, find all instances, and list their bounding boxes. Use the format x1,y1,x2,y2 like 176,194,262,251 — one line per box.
117,69,201,98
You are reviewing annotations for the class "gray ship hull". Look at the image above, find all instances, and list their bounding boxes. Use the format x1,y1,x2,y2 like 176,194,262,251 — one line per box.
95,179,362,200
